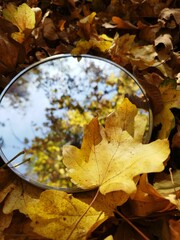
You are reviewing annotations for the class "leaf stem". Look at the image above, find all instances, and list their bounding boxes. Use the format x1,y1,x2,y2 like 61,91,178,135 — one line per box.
66,188,100,240
115,210,150,240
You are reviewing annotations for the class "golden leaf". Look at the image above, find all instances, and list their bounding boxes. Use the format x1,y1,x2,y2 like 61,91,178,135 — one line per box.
3,3,36,43
63,98,170,195
2,180,42,215
0,206,13,238
26,190,106,240
75,190,129,217
154,84,180,139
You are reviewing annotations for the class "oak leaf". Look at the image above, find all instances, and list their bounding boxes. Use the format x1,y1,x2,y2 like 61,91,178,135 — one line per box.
25,190,106,240
63,98,170,195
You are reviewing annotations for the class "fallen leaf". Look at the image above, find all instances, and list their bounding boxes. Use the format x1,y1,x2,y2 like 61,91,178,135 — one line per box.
75,190,129,217
154,33,173,61
71,34,113,55
43,18,59,41
3,211,45,240
134,69,164,114
112,16,137,29
110,33,136,67
2,180,42,215
0,32,21,74
169,219,180,240
78,12,97,40
153,170,180,210
129,174,175,217
138,21,161,43
63,98,170,195
159,8,180,27
26,190,106,240
3,3,36,43
129,44,158,70
0,169,16,204
0,206,13,239
154,82,180,139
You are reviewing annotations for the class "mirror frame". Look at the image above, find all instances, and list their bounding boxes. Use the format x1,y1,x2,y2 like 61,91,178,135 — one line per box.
0,54,153,192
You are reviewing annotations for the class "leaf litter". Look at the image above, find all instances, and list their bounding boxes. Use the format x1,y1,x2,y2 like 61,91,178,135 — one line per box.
0,0,180,239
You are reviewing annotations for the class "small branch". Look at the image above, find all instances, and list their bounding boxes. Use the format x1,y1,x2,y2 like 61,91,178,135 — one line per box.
115,210,150,240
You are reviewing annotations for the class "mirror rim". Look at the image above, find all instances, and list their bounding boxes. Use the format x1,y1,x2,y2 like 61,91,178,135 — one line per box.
0,54,153,192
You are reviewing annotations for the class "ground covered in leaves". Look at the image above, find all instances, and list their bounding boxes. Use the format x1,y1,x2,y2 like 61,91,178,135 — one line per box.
0,0,180,239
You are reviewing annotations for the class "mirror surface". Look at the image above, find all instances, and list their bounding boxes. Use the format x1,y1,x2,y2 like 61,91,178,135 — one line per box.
0,54,152,191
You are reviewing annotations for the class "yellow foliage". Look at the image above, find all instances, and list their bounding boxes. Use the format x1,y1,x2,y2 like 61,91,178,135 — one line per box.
63,98,170,195
26,190,106,240
71,34,113,55
3,3,36,43
154,84,180,139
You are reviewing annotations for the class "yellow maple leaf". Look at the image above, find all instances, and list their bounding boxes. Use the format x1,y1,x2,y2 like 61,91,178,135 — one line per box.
154,83,180,139
63,98,170,195
71,34,113,55
26,190,106,240
3,3,36,43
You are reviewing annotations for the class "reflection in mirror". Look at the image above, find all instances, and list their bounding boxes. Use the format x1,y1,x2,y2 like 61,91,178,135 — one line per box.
0,55,152,191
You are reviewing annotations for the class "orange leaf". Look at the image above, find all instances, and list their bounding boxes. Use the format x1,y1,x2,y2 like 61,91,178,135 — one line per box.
112,16,137,29
129,174,175,216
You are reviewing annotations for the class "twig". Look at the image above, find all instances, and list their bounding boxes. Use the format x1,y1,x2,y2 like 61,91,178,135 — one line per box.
66,188,100,240
115,210,150,240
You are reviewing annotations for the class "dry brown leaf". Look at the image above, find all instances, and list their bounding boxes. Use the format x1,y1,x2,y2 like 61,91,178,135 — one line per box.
134,69,164,114
153,170,180,210
3,211,46,240
43,18,59,41
129,44,158,70
129,174,175,217
159,8,180,27
0,32,21,74
138,21,161,43
154,33,173,61
112,16,137,29
110,33,136,66
169,219,180,240
78,12,97,40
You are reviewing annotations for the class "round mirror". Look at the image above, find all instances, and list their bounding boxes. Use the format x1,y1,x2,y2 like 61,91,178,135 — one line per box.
0,54,152,191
